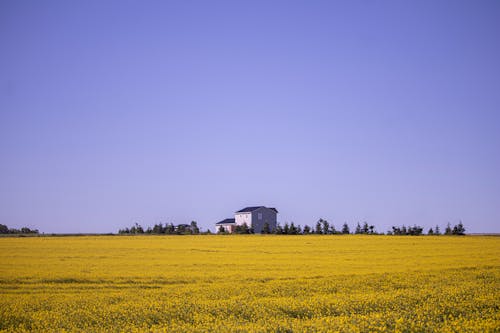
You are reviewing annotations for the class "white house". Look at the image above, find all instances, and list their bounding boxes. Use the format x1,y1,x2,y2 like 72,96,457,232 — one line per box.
216,206,278,233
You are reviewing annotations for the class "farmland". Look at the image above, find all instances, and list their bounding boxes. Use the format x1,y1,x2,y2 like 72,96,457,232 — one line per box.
0,235,499,332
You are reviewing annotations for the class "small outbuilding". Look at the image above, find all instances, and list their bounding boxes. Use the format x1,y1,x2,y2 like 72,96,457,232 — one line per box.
215,218,236,233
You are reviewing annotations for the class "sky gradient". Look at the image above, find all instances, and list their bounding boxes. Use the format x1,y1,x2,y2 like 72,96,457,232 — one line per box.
1,1,499,233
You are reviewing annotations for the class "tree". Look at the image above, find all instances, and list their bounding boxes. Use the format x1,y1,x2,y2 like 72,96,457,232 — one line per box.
283,223,290,235
369,225,375,234
445,223,452,235
130,223,144,234
262,223,271,234
303,225,311,234
176,224,186,234
152,223,163,234
389,225,423,236
0,224,38,234
452,222,466,235
190,221,200,234
408,225,423,236
315,221,323,234
341,223,350,234
362,222,369,234
0,224,9,234
165,223,175,234
320,219,329,235
355,223,362,234
218,226,226,234
435,225,441,235
235,223,251,234
428,228,434,235
415,225,423,235
391,226,400,235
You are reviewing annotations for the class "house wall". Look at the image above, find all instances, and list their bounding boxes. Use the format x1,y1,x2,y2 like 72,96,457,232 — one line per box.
215,224,236,233
251,208,277,233
235,213,251,226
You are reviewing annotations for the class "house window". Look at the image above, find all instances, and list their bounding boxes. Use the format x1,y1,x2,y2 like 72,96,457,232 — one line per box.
258,213,262,220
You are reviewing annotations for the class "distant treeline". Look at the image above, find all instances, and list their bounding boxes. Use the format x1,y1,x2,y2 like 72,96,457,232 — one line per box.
0,224,39,235
219,220,466,236
118,221,204,235
387,223,464,236
119,220,466,236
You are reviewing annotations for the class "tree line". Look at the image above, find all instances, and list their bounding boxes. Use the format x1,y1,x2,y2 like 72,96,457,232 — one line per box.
387,222,465,235
118,221,203,235
221,220,466,236
1,220,466,236
0,224,39,235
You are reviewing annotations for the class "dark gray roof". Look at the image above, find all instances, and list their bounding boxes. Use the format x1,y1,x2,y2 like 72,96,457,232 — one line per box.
236,206,262,213
216,218,236,225
236,206,278,213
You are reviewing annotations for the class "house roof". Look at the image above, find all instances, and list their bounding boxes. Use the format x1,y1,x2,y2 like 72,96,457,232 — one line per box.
216,218,236,225
236,206,278,213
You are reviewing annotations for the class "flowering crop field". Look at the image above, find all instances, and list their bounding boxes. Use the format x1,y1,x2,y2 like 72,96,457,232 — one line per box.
0,235,499,332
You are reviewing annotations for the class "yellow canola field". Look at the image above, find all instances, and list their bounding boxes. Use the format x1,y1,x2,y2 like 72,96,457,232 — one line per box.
0,235,499,332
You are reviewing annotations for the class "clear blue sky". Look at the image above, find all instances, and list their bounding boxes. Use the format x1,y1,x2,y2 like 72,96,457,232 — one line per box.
1,1,499,233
